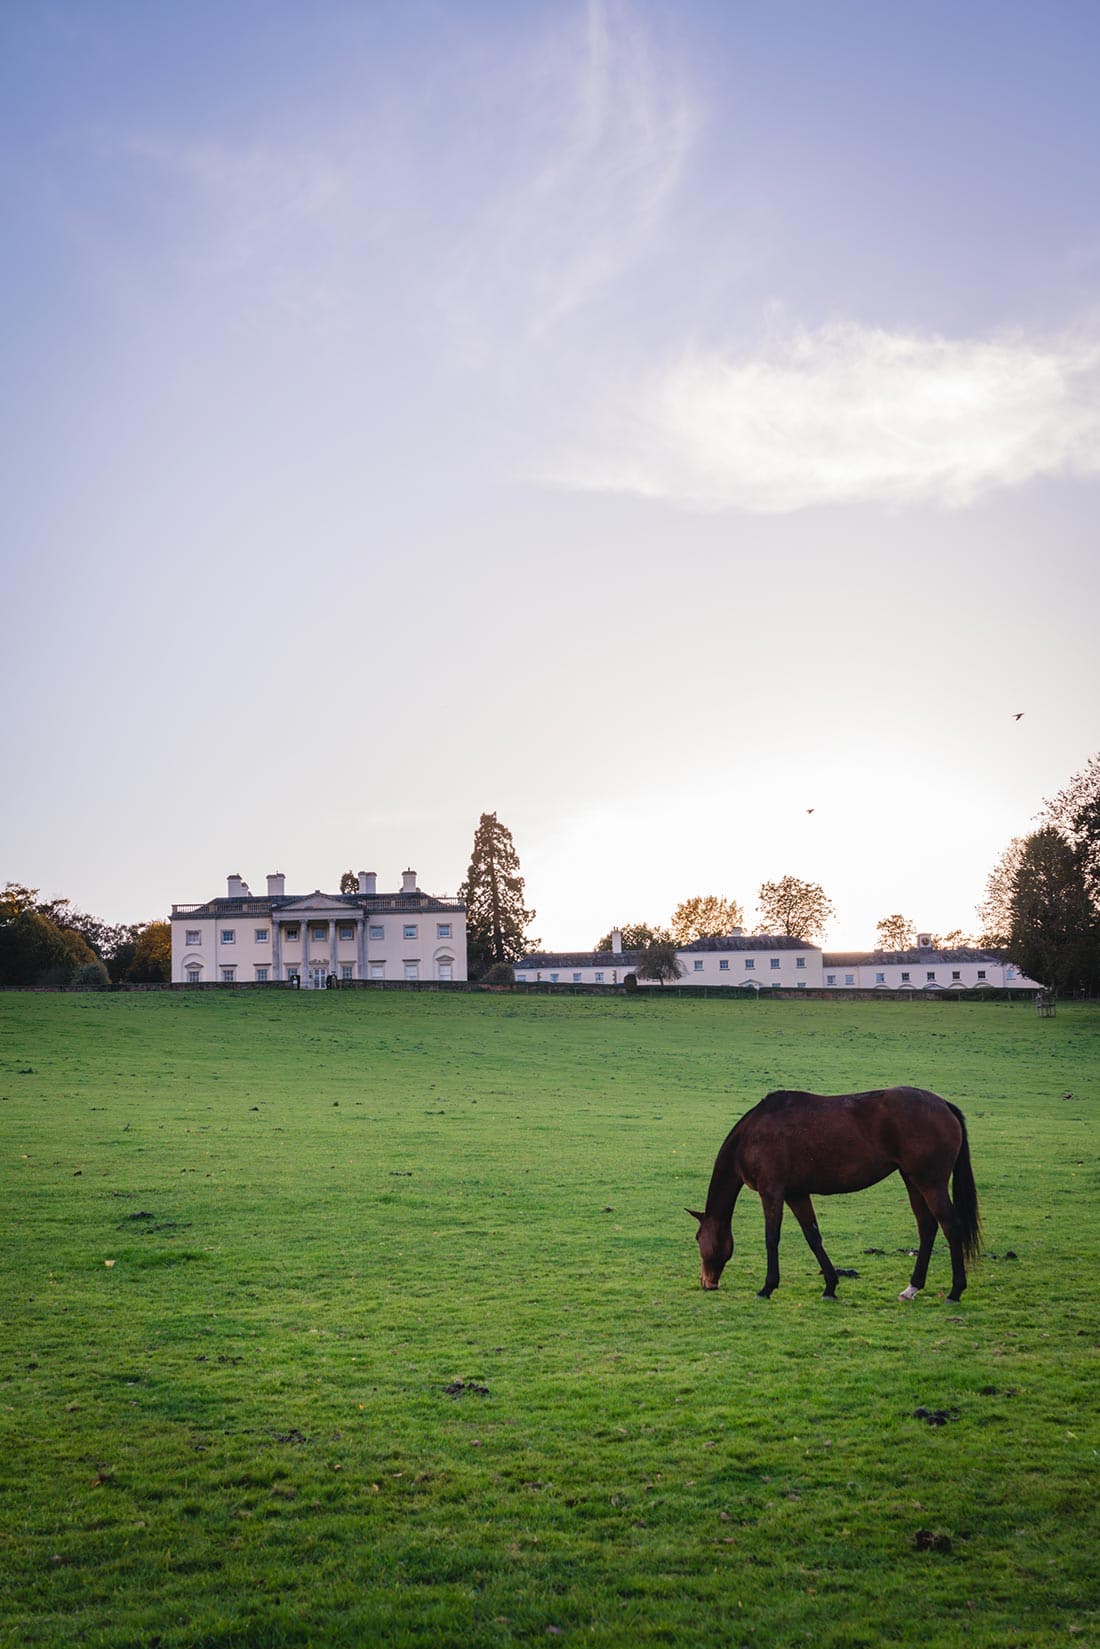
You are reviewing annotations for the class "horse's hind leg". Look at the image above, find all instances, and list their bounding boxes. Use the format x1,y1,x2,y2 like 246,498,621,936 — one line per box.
898,1174,939,1301
786,1194,840,1298
918,1182,968,1302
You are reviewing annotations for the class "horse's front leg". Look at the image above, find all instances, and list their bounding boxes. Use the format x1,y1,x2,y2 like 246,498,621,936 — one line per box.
757,1191,784,1298
786,1194,840,1298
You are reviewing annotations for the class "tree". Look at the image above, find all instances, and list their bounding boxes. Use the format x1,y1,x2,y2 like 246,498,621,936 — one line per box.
339,871,358,895
458,813,538,979
1042,751,1100,903
755,876,835,941
875,914,915,951
0,908,83,986
977,837,1026,947
1006,827,1099,996
593,923,671,952
670,895,744,945
932,928,977,950
634,940,684,986
123,922,172,984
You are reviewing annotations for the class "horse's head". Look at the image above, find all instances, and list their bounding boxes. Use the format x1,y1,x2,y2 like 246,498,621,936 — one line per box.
688,1209,733,1290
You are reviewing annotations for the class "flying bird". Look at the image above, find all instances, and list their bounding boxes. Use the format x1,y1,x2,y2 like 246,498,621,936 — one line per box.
806,808,815,814
1014,712,1025,721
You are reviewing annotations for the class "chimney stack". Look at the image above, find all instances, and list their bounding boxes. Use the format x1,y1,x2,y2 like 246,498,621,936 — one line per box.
267,872,285,899
358,871,377,896
611,928,624,954
227,874,249,898
401,869,418,894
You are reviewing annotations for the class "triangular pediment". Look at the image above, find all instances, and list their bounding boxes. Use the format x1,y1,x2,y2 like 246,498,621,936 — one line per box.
279,891,355,914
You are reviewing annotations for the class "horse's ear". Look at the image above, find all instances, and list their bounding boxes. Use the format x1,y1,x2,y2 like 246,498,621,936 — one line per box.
686,1208,705,1223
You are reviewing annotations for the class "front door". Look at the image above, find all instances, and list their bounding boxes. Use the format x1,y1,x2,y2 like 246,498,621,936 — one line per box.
309,966,328,990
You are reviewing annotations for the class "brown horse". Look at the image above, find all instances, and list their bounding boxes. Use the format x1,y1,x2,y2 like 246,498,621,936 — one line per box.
688,1087,981,1302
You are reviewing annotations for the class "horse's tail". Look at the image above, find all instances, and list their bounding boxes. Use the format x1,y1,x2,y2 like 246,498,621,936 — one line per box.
947,1103,982,1266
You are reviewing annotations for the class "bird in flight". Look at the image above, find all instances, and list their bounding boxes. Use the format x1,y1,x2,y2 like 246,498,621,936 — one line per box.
806,807,815,814
1014,712,1025,721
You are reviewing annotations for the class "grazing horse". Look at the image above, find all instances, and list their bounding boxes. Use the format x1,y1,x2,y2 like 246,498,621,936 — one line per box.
688,1087,981,1302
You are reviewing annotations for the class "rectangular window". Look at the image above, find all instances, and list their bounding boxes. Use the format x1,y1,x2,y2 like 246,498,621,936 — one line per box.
403,924,417,940
594,971,604,983
796,981,806,988
186,967,201,984
285,926,300,941
516,973,527,982
254,966,269,982
185,929,201,947
255,928,269,943
693,959,704,972
826,974,836,986
926,971,936,981
404,962,419,980
312,927,326,941
221,929,235,944
770,958,780,970
437,923,451,939
845,973,855,986
901,971,910,982
438,962,453,981
341,964,353,980
875,971,885,984
338,926,354,942
369,925,384,941
744,959,755,971
221,967,236,983
951,970,961,981
977,970,987,980
795,957,806,969
572,972,582,983
369,962,384,979
719,959,729,971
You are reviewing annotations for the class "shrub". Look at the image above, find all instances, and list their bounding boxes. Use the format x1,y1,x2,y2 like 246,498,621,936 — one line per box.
72,961,111,991
480,962,515,987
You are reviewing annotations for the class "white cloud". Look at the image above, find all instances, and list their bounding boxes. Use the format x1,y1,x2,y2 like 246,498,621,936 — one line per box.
549,321,1100,511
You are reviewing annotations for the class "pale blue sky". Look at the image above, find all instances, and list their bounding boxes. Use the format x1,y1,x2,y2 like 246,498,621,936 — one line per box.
2,1,1098,947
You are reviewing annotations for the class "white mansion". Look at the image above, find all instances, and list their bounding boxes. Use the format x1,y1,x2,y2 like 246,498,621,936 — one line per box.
170,870,467,986
515,931,1041,991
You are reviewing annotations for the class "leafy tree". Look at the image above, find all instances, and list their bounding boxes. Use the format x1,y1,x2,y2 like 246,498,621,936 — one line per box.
1042,751,1100,903
755,876,835,941
0,882,41,921
72,960,111,990
634,940,684,986
339,871,358,895
593,923,671,952
1006,827,1099,996
458,813,538,979
671,895,744,945
875,914,915,951
123,922,172,984
0,909,78,986
977,837,1026,947
932,928,977,950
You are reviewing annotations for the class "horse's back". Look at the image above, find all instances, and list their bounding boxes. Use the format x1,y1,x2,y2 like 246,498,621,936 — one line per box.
734,1087,961,1195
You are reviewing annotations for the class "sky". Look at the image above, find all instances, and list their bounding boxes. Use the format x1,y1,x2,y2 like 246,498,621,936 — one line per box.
2,0,1098,950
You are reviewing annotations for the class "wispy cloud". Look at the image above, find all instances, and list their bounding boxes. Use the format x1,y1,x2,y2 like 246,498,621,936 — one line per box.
548,321,1100,511
439,0,699,356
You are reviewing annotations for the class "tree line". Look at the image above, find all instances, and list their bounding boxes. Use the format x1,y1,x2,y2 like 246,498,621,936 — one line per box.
0,885,170,989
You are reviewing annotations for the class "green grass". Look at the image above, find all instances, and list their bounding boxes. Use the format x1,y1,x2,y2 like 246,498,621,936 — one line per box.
1,990,1097,1647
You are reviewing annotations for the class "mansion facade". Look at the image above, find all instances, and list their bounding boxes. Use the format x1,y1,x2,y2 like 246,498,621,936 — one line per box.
515,931,1040,991
170,870,467,987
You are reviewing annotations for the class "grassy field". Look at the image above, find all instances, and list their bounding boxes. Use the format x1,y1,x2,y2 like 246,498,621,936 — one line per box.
0,989,1097,1648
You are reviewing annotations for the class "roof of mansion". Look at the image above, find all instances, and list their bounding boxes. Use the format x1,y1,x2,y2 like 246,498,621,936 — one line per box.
172,888,465,918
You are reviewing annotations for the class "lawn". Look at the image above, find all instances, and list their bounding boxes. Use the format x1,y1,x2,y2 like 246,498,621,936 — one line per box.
1,990,1097,1647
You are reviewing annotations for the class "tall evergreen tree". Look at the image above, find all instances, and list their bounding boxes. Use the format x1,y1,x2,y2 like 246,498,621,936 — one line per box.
459,813,537,978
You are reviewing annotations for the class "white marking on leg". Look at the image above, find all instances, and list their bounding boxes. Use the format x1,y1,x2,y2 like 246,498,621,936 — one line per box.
898,1284,920,1301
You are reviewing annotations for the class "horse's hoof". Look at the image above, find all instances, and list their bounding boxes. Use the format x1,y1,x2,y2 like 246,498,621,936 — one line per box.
898,1285,920,1301
756,1290,773,1300
822,1292,838,1302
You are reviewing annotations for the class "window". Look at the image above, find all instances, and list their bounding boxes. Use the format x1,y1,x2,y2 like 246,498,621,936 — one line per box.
369,925,384,941
951,970,961,982
845,973,855,986
255,966,269,982
796,981,806,988
693,959,704,972
255,928,269,943
369,962,385,979
221,967,236,983
438,962,453,981
977,970,987,981
875,972,885,984
403,924,417,940
185,929,201,947
437,923,451,939
572,972,582,983
719,959,729,971
901,971,910,982
926,971,936,982
594,971,604,983
795,957,806,969
341,965,353,980
826,974,836,986
285,926,300,941
744,959,755,971
516,973,527,982
403,962,419,980
185,966,201,984
221,929,235,944
770,958,780,970
338,926,354,942
312,927,326,941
